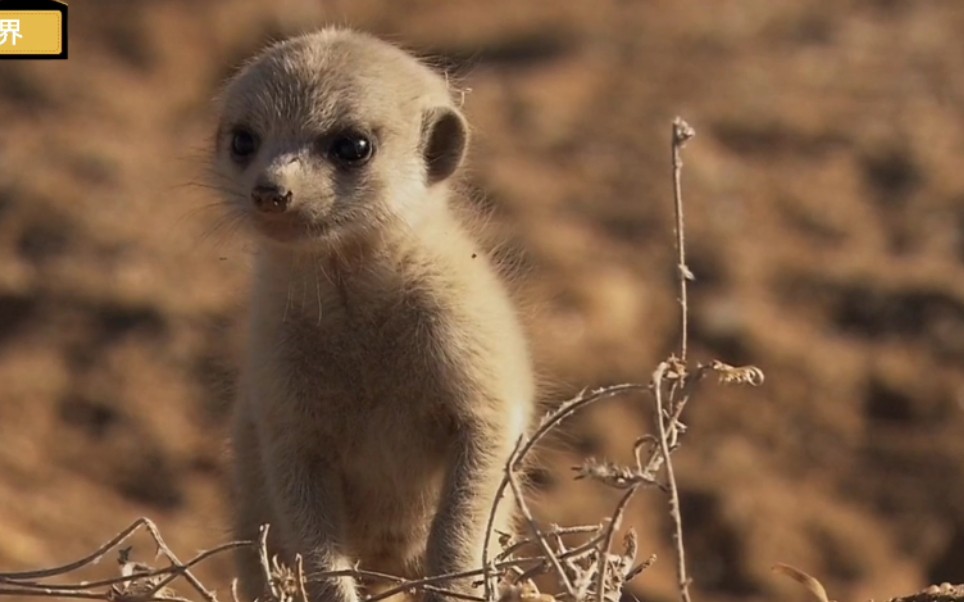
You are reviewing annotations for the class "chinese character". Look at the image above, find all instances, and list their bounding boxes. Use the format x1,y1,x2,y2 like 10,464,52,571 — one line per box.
0,19,23,46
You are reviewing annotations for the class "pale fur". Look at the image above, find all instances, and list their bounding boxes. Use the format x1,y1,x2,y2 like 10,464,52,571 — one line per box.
213,29,535,602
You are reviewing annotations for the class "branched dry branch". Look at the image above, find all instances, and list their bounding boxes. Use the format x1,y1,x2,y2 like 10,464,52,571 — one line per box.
0,117,764,602
0,518,247,602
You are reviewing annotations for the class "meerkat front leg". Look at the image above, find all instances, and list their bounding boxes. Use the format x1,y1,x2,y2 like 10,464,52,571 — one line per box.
261,436,359,602
425,422,510,600
232,411,285,602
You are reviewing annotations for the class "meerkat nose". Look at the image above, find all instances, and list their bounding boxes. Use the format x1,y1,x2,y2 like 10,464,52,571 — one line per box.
251,183,293,214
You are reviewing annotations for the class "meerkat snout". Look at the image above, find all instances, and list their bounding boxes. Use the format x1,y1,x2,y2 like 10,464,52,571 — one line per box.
250,182,292,214
250,152,304,215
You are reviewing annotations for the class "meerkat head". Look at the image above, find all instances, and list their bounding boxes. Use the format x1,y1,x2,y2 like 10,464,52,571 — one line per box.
212,29,468,248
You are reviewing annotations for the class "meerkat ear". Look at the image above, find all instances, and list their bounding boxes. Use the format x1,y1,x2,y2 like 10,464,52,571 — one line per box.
421,107,468,184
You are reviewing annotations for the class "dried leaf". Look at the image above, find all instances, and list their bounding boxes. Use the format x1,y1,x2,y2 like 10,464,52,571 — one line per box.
772,563,832,602
711,360,765,386
573,458,659,489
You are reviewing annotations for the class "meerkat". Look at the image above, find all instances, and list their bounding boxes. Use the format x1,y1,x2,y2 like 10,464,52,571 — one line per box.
212,29,535,602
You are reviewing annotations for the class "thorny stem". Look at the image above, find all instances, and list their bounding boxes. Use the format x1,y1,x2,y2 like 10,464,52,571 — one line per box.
0,519,151,581
0,540,246,602
481,383,649,599
654,364,692,602
595,485,640,602
509,465,576,598
318,534,619,602
0,518,243,602
660,116,698,602
4,542,248,594
142,518,220,602
257,525,278,601
481,438,520,600
514,384,651,473
151,542,250,595
496,525,601,561
295,556,309,602
672,117,695,363
0,590,173,601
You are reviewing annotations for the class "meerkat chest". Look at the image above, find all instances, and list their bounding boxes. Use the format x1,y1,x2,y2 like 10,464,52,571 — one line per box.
268,282,468,430
263,288,464,492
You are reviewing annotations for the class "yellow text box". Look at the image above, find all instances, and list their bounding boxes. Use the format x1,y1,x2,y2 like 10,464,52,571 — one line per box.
0,11,62,55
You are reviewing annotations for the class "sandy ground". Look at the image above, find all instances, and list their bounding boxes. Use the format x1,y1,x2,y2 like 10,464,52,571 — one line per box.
0,2,962,602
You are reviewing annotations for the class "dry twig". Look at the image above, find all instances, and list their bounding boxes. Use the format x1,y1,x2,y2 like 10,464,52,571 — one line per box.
0,518,246,602
671,116,696,362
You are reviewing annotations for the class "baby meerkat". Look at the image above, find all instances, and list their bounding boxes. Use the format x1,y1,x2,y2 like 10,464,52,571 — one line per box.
213,29,535,602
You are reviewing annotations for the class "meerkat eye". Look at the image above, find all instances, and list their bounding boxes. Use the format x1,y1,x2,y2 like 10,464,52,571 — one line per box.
328,132,374,167
229,128,259,162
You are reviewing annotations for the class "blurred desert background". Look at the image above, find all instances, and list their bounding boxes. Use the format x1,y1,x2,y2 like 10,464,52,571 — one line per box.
1,1,963,601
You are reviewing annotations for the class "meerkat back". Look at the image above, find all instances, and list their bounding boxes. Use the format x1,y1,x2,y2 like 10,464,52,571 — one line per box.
211,28,535,602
